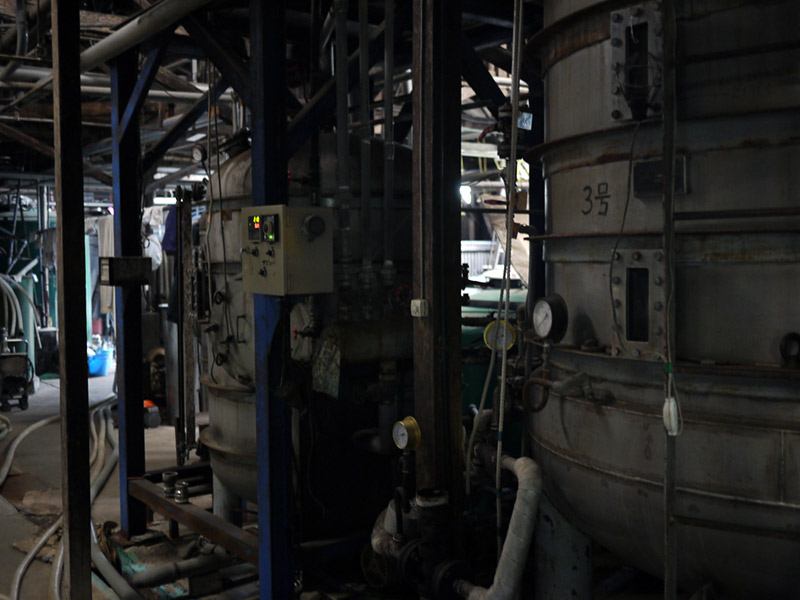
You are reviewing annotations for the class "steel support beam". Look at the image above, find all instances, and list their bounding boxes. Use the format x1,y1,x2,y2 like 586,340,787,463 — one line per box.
286,4,412,158
111,50,147,537
52,1,91,597
182,15,251,103
412,0,463,502
142,76,228,174
460,33,506,118
249,1,292,598
117,34,171,141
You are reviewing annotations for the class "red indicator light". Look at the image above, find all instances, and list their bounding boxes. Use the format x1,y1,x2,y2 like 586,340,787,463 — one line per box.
254,223,260,229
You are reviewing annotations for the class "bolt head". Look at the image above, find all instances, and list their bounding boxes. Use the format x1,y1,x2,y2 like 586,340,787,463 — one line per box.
654,301,664,311
632,349,641,358
655,327,664,335
611,37,623,47
656,252,664,262
655,276,664,286
632,251,642,261
613,85,623,95
612,276,621,285
612,346,620,356
613,251,621,261
611,110,623,120
612,13,623,22
614,299,622,308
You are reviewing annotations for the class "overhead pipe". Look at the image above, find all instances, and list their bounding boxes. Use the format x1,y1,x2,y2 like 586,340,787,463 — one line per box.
0,0,48,54
79,0,216,73
454,455,543,600
0,0,29,82
381,0,396,285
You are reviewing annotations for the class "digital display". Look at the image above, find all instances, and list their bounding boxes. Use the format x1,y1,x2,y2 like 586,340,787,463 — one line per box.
247,214,278,243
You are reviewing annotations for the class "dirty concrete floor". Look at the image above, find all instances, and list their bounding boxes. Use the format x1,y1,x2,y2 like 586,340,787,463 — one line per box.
0,366,183,599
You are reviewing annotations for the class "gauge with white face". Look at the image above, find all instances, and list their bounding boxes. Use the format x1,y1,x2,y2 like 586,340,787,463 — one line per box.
392,421,409,449
532,294,568,343
392,416,421,451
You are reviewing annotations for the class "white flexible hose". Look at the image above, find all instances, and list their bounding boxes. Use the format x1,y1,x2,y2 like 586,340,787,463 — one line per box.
0,414,11,441
0,277,23,337
1,275,42,348
0,278,18,336
2,393,116,599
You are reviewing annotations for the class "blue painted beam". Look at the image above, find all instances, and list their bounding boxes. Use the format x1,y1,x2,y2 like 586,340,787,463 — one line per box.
110,50,147,537
142,76,228,174
117,32,172,141
249,0,292,597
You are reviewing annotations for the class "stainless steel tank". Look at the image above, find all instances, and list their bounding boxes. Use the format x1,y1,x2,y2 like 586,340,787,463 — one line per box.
527,1,800,597
198,135,413,503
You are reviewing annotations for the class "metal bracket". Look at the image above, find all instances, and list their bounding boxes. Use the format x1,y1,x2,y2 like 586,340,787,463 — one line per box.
99,256,152,286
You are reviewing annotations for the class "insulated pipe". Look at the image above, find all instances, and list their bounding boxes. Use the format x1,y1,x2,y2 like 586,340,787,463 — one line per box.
79,0,216,73
0,0,29,82
0,0,47,54
370,508,403,558
382,0,395,274
454,456,542,600
358,0,372,272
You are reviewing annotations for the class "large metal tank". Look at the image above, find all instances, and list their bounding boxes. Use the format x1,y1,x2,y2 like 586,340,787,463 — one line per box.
527,1,800,597
198,135,413,503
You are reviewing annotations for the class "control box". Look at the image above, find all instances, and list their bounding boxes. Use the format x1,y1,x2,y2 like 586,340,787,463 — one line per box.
240,205,334,296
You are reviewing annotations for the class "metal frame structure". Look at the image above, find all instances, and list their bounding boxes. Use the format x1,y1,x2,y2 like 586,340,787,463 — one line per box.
48,1,534,597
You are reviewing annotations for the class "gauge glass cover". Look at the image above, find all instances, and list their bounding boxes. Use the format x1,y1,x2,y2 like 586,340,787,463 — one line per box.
533,300,553,338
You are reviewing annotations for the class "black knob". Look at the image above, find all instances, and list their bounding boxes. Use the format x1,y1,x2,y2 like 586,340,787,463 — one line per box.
303,214,326,240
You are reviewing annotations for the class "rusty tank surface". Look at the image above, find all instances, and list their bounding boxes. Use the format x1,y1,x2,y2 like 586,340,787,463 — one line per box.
525,0,800,597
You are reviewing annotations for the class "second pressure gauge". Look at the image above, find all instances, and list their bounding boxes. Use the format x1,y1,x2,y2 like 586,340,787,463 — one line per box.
532,294,568,343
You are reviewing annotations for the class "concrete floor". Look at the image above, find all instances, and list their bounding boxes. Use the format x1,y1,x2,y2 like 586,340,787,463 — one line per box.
0,366,181,599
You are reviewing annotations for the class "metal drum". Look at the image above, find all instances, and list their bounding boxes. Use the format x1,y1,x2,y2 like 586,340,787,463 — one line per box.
527,1,800,597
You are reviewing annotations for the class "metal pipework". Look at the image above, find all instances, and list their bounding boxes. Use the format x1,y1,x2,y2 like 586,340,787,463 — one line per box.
381,0,396,284
79,0,215,73
130,545,235,588
358,0,373,276
0,0,29,82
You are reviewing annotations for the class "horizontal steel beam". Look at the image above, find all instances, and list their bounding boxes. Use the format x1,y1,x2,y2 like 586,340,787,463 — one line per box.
129,479,259,564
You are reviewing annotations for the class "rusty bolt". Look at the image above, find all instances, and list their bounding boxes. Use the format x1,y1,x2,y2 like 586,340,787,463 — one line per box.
612,276,621,285
612,13,623,22
611,37,623,47
654,301,664,311
655,276,664,285
656,252,664,262
632,251,642,261
611,110,623,120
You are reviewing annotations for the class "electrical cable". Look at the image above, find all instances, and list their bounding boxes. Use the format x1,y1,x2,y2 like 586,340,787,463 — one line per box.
493,0,525,561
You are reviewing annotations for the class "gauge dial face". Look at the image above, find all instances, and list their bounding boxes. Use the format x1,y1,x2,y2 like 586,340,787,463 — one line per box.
533,299,554,338
392,422,409,450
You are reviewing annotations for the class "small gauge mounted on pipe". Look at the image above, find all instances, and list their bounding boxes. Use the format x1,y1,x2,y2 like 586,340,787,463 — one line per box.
392,416,421,451
532,294,569,343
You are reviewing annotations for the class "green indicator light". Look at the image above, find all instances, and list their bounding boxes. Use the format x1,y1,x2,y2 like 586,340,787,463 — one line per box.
268,234,274,240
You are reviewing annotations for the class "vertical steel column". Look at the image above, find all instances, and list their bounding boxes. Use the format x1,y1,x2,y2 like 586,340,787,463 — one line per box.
412,0,463,500
249,1,292,597
111,50,147,537
52,1,91,596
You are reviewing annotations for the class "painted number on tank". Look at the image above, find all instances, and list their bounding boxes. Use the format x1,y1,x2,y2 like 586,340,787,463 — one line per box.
581,183,610,216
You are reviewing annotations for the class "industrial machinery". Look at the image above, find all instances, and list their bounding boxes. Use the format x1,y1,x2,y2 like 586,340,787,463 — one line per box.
0,328,31,411
524,0,800,597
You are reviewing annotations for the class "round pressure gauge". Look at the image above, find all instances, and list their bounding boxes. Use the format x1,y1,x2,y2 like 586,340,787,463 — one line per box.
483,320,516,351
532,294,568,343
392,416,421,451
